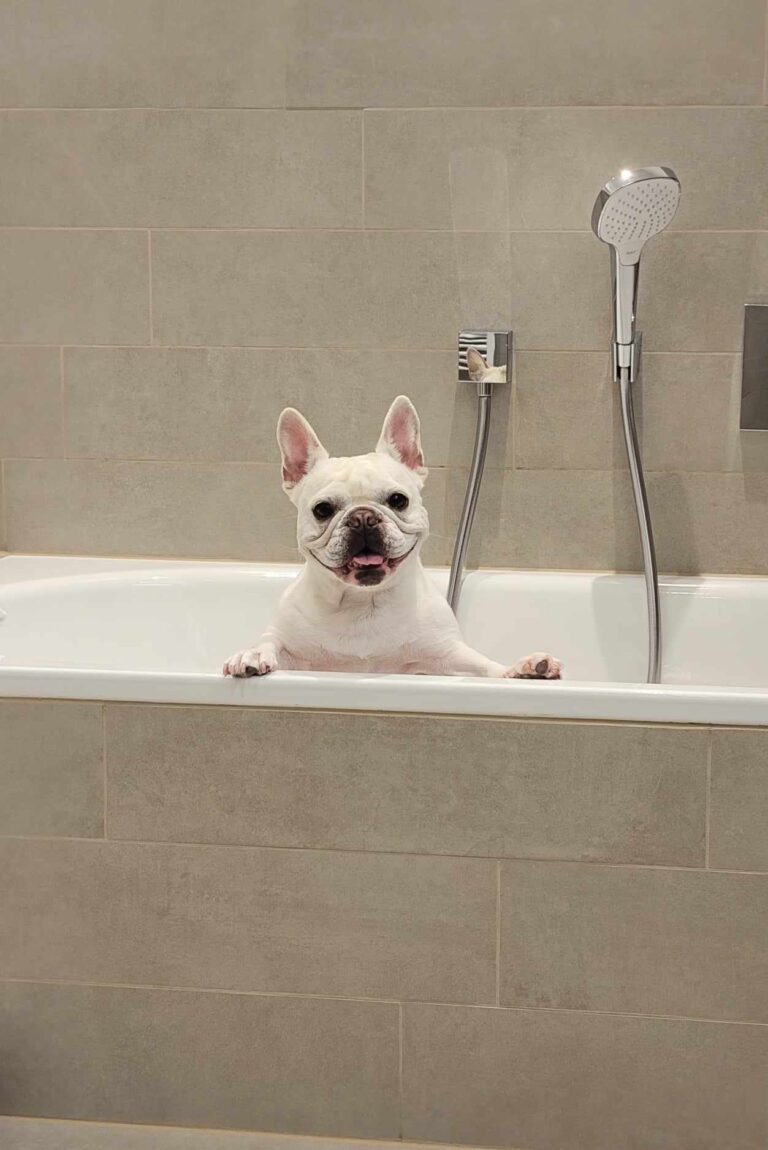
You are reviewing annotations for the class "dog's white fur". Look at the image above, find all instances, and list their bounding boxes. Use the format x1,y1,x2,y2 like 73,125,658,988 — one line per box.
223,385,561,681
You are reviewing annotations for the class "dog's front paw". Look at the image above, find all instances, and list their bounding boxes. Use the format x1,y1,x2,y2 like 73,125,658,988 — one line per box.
222,645,278,678
505,652,562,680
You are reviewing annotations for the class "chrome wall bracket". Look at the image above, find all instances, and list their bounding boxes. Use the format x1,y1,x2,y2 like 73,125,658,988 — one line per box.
457,330,512,394
612,332,642,384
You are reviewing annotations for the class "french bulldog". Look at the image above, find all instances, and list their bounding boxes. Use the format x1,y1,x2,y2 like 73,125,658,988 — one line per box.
223,394,562,681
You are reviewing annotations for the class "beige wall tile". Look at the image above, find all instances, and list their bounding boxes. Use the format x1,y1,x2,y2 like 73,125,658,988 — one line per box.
0,1,290,108
514,352,742,474
647,472,768,575
2,459,294,559
0,348,62,457
466,468,640,571
641,233,768,353
0,701,103,838
0,1118,446,1150
289,0,764,108
448,468,768,575
2,458,451,563
151,230,762,355
62,347,481,468
710,729,768,872
106,707,707,866
151,230,512,349
0,111,361,228
0,231,149,345
365,108,768,231
402,1003,768,1149
500,861,768,1022
0,839,496,1003
0,982,399,1137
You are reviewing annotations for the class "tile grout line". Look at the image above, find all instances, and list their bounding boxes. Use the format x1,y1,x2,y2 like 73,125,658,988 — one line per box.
147,230,154,345
397,1002,404,1139
0,459,5,549
495,861,501,1006
763,0,768,104
102,704,108,840
0,343,744,356
1,832,765,874
0,224,766,235
705,730,712,868
360,110,366,229
58,346,65,451
1,975,766,1028
1,103,767,111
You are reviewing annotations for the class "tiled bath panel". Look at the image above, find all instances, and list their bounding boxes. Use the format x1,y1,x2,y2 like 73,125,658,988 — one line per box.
2,699,768,1149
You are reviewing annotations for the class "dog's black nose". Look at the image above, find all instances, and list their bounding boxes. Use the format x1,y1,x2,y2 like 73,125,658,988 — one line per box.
347,508,382,531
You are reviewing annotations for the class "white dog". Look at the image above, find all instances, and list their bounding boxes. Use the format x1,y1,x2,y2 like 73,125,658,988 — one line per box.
223,394,562,681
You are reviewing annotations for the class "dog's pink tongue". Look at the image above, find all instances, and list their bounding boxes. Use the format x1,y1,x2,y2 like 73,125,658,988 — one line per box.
351,553,385,567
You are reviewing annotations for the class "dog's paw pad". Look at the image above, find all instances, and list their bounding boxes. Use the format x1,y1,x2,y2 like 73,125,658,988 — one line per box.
222,648,278,678
505,652,563,680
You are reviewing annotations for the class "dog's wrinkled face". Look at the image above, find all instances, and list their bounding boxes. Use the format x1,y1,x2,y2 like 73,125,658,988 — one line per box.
278,396,429,588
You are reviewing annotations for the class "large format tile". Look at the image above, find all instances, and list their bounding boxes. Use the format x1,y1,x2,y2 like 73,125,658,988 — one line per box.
401,1003,768,1150
0,1118,455,1150
646,471,768,575
0,348,62,458
0,839,496,1003
365,108,768,231
106,707,707,866
514,352,741,474
151,230,511,349
476,468,640,571
2,458,451,564
288,0,763,108
0,701,103,838
62,347,486,468
0,982,399,1137
0,231,148,345
2,459,294,559
710,729,768,872
0,1,289,108
499,861,768,1022
150,229,761,353
0,111,361,228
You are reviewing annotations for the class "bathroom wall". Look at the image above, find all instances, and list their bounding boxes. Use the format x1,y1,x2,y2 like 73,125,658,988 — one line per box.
1,0,768,573
1,699,767,1148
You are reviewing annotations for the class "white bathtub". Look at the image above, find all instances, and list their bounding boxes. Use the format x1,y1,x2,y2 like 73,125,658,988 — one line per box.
1,554,767,726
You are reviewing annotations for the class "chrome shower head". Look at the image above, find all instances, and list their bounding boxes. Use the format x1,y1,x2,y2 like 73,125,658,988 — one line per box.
591,167,680,377
592,167,680,265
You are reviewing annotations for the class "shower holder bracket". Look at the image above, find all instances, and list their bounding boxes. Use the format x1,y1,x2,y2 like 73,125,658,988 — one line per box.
612,333,642,384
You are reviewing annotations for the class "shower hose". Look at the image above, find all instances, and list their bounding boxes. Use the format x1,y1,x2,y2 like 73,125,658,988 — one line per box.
619,365,661,684
447,387,492,613
448,371,661,685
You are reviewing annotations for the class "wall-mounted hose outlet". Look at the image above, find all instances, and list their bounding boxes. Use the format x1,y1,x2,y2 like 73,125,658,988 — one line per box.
457,330,512,397
448,329,512,612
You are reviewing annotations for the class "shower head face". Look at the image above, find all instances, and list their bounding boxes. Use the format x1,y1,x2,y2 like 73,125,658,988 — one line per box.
591,167,680,265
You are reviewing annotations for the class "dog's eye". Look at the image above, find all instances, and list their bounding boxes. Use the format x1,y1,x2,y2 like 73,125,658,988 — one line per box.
312,501,335,521
387,492,409,512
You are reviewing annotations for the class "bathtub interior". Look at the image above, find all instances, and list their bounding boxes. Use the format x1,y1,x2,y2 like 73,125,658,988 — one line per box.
1,555,768,689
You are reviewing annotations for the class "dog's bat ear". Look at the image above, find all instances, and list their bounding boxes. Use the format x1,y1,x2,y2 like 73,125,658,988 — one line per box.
376,395,428,481
466,347,488,381
277,408,328,491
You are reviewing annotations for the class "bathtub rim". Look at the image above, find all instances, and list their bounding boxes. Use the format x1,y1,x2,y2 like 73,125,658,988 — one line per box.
2,553,768,727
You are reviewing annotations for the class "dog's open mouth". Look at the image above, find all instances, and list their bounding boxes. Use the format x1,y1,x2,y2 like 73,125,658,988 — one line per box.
334,545,414,586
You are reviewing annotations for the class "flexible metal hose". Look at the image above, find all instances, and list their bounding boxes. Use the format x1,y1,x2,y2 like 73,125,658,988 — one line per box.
447,389,492,612
618,366,661,684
